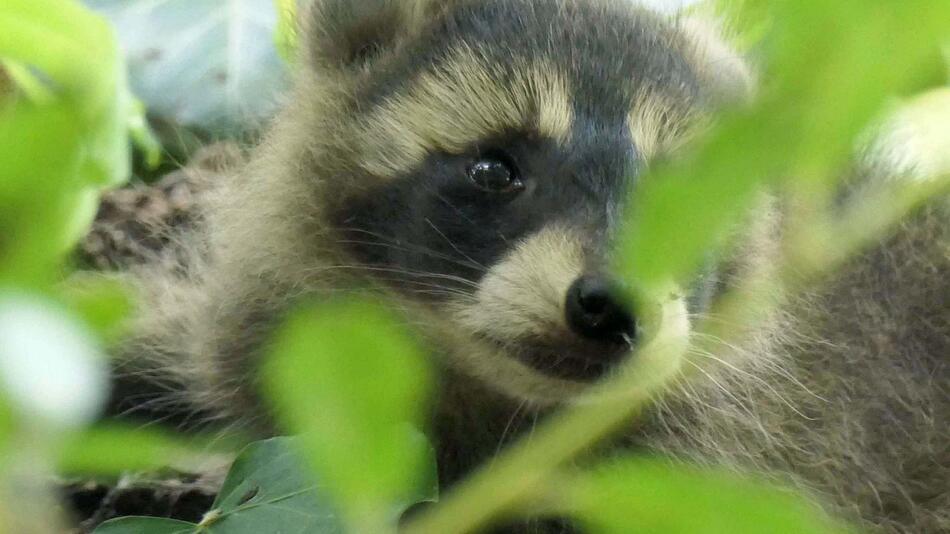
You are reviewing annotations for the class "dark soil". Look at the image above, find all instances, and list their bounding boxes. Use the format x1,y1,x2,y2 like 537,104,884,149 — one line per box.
62,475,217,532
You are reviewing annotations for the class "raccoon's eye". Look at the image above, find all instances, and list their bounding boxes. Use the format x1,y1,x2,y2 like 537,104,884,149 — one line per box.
467,156,523,193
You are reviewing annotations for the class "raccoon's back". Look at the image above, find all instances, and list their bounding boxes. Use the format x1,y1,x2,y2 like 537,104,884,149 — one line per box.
640,200,949,533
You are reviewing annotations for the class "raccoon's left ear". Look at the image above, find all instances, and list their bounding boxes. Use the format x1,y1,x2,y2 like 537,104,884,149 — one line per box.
302,0,442,76
675,15,756,105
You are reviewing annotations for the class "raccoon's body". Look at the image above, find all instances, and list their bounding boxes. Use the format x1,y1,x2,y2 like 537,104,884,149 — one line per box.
107,1,949,532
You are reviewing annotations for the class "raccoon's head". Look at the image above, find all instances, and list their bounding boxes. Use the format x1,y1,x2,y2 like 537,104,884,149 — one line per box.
299,0,753,405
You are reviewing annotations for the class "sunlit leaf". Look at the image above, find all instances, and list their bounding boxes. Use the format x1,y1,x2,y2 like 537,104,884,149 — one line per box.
1,0,134,261
616,0,949,294
59,275,133,344
0,99,85,283
0,59,55,104
567,458,853,534
263,299,433,531
273,0,299,62
57,424,232,476
0,396,13,452
128,97,162,169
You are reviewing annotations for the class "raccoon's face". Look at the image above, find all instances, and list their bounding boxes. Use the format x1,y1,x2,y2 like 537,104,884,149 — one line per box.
306,0,751,404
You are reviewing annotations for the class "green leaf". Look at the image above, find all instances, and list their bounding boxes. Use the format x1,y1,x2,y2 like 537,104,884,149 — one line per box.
263,299,434,531
91,436,436,534
567,458,854,534
1,0,135,266
59,275,133,344
273,0,299,62
0,59,55,103
0,98,85,283
616,0,949,295
200,437,345,533
95,517,198,534
89,437,338,534
615,116,777,294
0,395,14,451
128,98,162,169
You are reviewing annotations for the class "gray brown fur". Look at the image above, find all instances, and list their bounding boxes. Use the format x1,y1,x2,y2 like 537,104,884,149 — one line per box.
105,1,949,532
638,203,949,533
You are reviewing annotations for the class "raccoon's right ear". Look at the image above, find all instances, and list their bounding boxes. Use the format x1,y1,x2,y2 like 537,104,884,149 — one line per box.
303,0,433,75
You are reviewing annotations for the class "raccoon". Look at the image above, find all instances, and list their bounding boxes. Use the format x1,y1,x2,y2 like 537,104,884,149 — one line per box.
106,0,949,532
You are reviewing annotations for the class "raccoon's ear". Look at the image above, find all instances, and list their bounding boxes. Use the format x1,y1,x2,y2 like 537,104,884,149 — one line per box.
676,15,755,105
303,0,433,75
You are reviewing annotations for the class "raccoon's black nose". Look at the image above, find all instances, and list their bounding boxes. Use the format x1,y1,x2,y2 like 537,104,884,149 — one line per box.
565,275,636,344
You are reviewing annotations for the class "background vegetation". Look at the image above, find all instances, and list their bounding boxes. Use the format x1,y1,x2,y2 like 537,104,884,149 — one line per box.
0,0,948,532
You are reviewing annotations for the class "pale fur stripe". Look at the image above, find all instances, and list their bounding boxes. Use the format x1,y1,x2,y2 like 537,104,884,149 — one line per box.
357,45,573,176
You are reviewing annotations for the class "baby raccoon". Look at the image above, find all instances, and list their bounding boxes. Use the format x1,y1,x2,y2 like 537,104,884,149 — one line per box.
108,0,949,532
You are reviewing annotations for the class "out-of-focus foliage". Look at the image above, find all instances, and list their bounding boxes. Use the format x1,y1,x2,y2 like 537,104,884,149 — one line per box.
0,2,209,532
84,0,290,135
263,300,436,532
56,424,230,476
59,276,133,344
567,458,852,534
0,0,135,442
274,0,299,63
616,0,949,297
1,0,138,275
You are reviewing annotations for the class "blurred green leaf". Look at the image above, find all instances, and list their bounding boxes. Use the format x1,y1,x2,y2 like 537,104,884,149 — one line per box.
616,0,949,295
201,437,344,533
0,59,55,103
59,276,133,344
0,98,85,283
274,0,299,63
91,437,337,534
57,424,229,476
263,299,433,531
0,395,13,452
567,458,853,534
128,97,162,169
2,0,133,188
92,436,437,534
1,0,134,274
